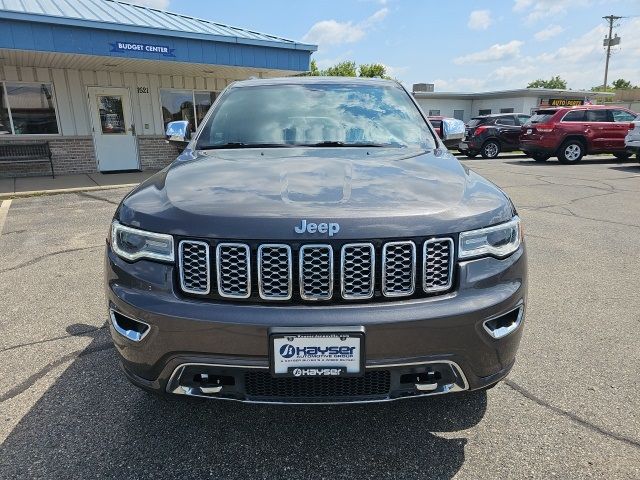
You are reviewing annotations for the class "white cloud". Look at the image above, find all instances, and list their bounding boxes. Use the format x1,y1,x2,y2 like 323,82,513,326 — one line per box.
467,10,493,31
303,8,388,47
534,25,564,41
513,0,591,23
127,0,170,9
453,40,523,64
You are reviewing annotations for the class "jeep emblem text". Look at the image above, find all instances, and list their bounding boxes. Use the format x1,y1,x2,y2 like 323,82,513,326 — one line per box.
294,219,340,236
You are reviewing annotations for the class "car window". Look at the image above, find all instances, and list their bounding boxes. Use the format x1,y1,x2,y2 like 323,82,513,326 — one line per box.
528,112,556,124
585,110,610,122
495,117,516,125
562,110,586,122
517,115,530,125
467,118,485,127
610,110,636,122
196,83,437,149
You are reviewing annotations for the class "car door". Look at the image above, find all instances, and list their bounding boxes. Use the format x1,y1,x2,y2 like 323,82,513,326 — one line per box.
584,109,610,152
494,115,520,149
609,109,637,150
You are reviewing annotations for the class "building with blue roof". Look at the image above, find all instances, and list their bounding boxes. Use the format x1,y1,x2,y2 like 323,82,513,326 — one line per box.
0,0,317,175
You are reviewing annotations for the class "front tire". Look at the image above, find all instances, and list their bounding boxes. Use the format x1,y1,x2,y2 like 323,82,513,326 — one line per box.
613,152,632,160
557,139,585,164
481,140,500,159
532,152,550,162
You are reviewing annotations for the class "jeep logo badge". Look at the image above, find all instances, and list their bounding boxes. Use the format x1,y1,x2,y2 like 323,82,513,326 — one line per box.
294,219,340,236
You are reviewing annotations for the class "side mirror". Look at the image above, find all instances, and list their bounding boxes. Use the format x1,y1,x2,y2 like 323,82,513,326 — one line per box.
165,120,191,144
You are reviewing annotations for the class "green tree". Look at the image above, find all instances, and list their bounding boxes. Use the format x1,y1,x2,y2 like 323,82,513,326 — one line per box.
527,76,567,89
590,84,614,92
323,60,358,77
308,59,321,76
358,63,387,78
612,78,633,89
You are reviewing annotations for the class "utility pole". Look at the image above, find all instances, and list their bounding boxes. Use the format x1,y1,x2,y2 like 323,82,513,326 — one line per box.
602,15,622,89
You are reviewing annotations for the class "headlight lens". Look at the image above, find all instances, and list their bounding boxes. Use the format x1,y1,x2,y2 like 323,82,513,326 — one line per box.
459,216,522,259
111,221,174,262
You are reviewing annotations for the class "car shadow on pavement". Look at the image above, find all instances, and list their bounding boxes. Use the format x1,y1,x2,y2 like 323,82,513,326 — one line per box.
1,326,487,479
505,157,635,166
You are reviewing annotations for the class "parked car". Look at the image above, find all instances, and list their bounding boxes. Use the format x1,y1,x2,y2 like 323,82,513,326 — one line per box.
105,77,527,404
427,115,465,149
520,105,637,164
458,113,531,159
625,114,640,161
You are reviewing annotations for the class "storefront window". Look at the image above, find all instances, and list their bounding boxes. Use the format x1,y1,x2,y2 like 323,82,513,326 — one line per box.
0,86,11,135
160,89,217,132
0,82,59,135
195,91,217,127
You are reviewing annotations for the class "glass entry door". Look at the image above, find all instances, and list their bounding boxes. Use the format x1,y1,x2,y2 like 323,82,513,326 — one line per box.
88,87,139,171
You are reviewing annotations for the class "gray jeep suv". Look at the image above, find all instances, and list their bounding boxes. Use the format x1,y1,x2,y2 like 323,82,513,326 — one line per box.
105,77,527,404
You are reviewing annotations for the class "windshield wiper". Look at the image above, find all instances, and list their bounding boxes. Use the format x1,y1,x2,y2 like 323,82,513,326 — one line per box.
299,141,403,148
198,142,293,150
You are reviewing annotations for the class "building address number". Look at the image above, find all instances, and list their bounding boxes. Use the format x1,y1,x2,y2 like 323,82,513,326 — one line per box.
137,86,150,94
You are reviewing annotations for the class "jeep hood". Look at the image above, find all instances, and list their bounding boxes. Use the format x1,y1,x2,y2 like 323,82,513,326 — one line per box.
117,147,514,240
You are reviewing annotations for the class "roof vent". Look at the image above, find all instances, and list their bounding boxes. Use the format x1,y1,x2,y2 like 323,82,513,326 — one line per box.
413,83,434,93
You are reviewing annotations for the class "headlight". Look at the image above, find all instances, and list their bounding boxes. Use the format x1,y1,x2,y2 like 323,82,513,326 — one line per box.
459,216,522,259
111,221,174,262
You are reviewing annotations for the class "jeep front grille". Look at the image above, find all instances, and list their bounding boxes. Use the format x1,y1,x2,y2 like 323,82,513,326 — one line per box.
341,243,375,299
216,243,251,298
178,238,454,302
178,240,210,295
258,244,292,300
299,245,333,300
423,238,454,293
382,241,416,297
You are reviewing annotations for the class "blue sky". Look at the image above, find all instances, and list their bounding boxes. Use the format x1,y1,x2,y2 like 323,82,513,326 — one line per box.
137,0,640,92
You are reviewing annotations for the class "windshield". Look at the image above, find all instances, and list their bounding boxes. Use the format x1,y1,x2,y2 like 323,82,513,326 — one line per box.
467,118,485,127
528,111,556,124
196,83,436,149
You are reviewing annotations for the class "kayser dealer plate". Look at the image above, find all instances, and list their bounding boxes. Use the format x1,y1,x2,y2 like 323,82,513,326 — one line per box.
270,328,365,377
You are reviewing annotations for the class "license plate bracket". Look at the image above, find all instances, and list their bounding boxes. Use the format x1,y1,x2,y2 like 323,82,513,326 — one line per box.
269,327,365,378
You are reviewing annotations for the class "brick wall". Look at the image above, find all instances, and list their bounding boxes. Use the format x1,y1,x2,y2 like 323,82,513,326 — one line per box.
138,136,181,170
0,137,96,178
0,135,181,177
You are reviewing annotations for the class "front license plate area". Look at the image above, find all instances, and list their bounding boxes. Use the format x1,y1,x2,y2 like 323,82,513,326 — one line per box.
270,332,364,377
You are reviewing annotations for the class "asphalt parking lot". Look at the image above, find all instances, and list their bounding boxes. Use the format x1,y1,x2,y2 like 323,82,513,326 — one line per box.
1,154,639,479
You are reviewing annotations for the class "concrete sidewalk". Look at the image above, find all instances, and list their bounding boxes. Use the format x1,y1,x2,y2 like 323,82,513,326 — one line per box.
0,170,159,199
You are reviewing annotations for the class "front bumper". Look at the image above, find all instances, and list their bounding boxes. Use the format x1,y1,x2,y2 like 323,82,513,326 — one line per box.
105,244,527,403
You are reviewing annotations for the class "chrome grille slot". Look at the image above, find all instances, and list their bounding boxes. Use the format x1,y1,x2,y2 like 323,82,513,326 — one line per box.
382,241,416,297
178,240,210,295
341,243,374,299
258,244,292,300
299,245,333,300
423,238,454,293
216,243,251,298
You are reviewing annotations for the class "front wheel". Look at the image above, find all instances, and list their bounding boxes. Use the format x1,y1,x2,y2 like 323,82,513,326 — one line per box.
557,140,585,164
481,140,500,159
532,152,550,162
613,152,632,160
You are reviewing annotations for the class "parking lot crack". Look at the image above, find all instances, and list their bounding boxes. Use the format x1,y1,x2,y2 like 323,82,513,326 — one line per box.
76,191,120,206
504,379,640,450
0,245,103,274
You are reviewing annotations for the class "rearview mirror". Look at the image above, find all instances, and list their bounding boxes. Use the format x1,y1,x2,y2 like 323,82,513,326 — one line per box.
165,120,191,144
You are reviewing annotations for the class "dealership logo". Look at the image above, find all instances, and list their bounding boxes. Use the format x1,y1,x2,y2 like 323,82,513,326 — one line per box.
292,368,343,377
294,219,340,236
279,344,356,358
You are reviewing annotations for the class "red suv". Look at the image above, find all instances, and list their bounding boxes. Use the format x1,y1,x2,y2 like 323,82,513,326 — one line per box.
520,105,637,164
